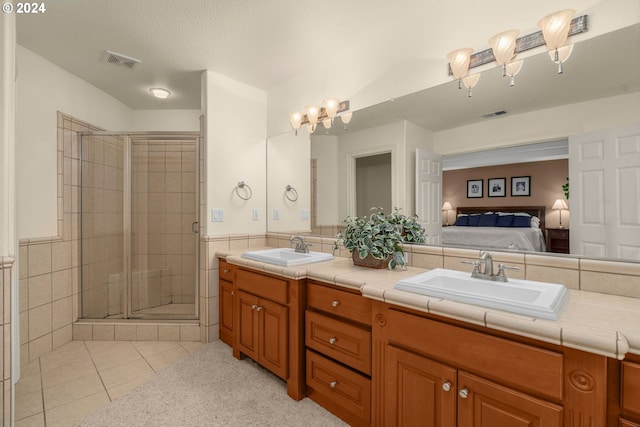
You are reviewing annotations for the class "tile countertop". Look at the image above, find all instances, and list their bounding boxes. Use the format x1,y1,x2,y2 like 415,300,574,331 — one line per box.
222,251,640,360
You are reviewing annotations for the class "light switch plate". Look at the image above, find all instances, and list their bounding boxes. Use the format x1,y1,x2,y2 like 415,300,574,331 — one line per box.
273,208,280,220
252,208,260,220
212,209,224,222
300,209,310,220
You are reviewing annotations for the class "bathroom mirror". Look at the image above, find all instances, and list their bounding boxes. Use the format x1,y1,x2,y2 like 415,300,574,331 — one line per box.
266,24,640,261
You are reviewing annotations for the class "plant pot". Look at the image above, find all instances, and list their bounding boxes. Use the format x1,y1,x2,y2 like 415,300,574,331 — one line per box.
351,251,390,269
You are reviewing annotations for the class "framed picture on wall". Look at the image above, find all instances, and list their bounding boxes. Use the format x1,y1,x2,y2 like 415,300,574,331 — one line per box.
511,176,531,196
488,177,506,197
467,179,483,198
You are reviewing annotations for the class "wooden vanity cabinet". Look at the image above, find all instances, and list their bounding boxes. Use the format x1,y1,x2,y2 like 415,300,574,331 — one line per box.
233,267,305,400
618,354,640,427
372,301,608,427
218,259,235,346
305,280,373,427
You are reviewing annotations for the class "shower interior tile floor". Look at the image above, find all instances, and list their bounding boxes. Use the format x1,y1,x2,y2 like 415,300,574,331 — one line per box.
14,340,203,427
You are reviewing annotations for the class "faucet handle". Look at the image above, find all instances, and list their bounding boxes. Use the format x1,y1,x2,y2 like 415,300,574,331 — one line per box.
495,263,519,282
461,260,481,276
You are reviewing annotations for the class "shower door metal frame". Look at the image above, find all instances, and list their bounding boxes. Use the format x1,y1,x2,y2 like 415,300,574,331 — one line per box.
80,131,201,321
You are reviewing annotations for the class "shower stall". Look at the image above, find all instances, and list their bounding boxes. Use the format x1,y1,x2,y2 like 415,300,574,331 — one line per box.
79,132,200,320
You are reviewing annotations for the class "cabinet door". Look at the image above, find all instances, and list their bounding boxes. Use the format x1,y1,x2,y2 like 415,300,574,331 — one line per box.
384,345,456,427
457,371,562,427
219,279,234,346
236,290,259,359
259,298,289,380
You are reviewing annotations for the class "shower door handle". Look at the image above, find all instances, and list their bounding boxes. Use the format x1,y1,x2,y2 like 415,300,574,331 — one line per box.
192,222,199,234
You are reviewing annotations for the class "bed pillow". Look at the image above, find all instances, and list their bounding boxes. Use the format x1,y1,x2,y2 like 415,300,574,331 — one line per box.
478,213,498,227
512,215,532,227
496,214,514,227
468,214,481,226
530,216,540,228
454,215,469,226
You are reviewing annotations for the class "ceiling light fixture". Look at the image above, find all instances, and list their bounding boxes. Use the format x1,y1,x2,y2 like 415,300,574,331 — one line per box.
446,11,587,94
149,88,171,99
289,99,351,134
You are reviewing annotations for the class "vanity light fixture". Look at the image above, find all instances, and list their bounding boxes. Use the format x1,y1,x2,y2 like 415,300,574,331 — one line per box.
446,11,587,92
149,87,171,99
505,60,524,86
442,201,453,226
488,29,519,77
552,198,569,228
289,100,351,134
462,73,481,97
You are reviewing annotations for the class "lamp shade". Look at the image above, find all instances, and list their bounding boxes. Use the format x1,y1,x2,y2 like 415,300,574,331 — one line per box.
305,105,321,125
462,73,480,89
552,199,569,210
538,9,575,50
289,112,302,130
340,111,353,125
447,48,474,80
442,202,453,211
549,44,574,63
323,98,340,120
488,29,519,66
505,60,523,77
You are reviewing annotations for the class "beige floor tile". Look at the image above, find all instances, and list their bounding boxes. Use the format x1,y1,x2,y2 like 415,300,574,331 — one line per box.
180,341,204,353
132,340,181,358
145,346,189,372
44,390,110,427
98,357,155,389
14,411,45,427
39,341,90,372
43,373,104,410
107,373,155,401
15,372,42,397
14,389,43,421
41,358,97,389
86,341,142,371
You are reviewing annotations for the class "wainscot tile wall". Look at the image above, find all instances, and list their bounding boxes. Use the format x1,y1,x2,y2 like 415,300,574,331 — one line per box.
1,257,14,426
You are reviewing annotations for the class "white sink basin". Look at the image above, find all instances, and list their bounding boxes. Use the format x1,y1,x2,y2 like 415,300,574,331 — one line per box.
394,268,567,320
241,248,334,267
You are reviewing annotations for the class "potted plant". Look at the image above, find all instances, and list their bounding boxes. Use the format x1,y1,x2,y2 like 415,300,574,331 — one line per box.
334,207,426,269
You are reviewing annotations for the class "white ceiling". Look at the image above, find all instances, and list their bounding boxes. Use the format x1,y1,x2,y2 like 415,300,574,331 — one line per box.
15,0,640,131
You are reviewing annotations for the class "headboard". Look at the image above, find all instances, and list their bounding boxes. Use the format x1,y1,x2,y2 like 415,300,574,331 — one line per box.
456,206,546,230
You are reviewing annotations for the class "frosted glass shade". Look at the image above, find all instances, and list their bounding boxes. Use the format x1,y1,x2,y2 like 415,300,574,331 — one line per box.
323,98,340,120
505,60,523,76
305,105,321,125
538,9,575,50
462,73,480,89
488,29,519,65
149,88,171,99
289,112,302,130
322,118,332,129
549,44,574,63
340,111,353,124
447,48,474,79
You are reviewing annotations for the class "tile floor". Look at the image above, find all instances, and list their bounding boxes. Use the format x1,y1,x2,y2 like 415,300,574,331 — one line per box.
14,340,203,427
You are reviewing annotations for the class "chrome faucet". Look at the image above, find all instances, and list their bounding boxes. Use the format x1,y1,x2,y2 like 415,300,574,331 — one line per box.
290,236,311,253
462,251,519,282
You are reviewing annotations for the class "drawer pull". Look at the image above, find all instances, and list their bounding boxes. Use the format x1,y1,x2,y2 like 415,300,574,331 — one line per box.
256,306,263,312
328,337,337,345
459,388,469,399
223,269,230,273
331,300,340,307
251,304,257,310
442,382,451,392
329,381,338,389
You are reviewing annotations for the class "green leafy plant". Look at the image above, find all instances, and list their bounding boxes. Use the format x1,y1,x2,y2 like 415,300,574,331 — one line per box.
562,177,569,199
333,207,426,269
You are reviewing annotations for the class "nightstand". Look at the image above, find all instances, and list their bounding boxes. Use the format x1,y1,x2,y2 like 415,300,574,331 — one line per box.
546,228,569,253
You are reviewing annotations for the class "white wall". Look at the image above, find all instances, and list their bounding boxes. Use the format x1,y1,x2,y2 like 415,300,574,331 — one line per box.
1,14,16,256
16,46,133,239
130,109,201,131
267,131,310,233
405,121,435,216
310,135,339,226
433,93,640,155
202,70,267,236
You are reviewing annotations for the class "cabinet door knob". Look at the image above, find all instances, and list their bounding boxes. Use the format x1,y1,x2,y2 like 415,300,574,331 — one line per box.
251,304,257,310
256,306,263,312
329,381,338,389
459,388,469,399
442,382,451,392
223,269,230,273
331,300,340,307
328,337,337,345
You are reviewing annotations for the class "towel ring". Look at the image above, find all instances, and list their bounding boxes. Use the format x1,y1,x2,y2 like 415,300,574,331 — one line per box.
285,185,298,202
235,181,253,201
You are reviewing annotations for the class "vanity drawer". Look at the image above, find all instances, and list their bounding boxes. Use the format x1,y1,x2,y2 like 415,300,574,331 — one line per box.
307,281,371,325
306,310,371,374
236,268,288,305
219,259,235,282
306,350,371,426
622,361,640,415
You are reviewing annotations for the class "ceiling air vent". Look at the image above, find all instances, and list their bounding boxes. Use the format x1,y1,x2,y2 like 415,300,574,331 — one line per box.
105,50,141,69
481,110,507,118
